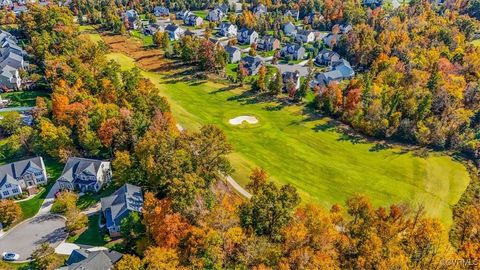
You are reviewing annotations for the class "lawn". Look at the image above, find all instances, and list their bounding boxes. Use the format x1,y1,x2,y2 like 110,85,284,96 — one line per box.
130,30,154,46
106,52,470,227
77,184,117,210
68,213,107,246
192,10,208,19
1,90,50,107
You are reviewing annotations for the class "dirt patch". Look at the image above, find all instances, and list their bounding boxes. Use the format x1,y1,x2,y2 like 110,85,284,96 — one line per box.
102,34,172,72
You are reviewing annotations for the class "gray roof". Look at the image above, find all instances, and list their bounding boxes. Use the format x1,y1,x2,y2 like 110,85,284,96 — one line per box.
58,157,104,183
101,184,143,228
224,45,240,55
0,157,45,189
63,248,122,270
165,24,180,32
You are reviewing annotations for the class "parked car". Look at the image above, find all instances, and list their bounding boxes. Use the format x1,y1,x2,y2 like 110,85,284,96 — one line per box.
2,252,20,261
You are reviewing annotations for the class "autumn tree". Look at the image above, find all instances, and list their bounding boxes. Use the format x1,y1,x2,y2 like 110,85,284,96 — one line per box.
143,246,180,270
31,243,56,270
0,111,23,135
114,254,143,270
254,65,267,92
0,199,21,227
51,191,78,214
268,68,283,96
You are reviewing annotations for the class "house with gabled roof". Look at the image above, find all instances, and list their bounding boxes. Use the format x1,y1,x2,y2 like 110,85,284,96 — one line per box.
124,9,139,30
237,28,258,45
283,22,297,36
256,36,280,51
315,48,341,66
57,157,112,193
101,184,144,237
241,55,264,75
184,14,203,27
0,157,47,199
218,22,237,37
282,71,301,91
165,24,185,40
206,8,225,22
280,43,306,60
0,65,21,89
296,30,315,43
153,6,169,17
176,10,192,20
284,9,299,20
252,4,267,16
224,45,241,63
311,59,355,87
59,247,123,270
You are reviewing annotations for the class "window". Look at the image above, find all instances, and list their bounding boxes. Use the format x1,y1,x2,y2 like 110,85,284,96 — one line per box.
3,191,9,196
12,188,19,194
5,184,11,188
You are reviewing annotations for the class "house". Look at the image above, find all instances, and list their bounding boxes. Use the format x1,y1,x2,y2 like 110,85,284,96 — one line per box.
311,59,355,87
256,36,280,51
176,10,192,20
0,51,26,70
57,157,112,193
12,4,27,15
184,14,203,27
101,184,144,237
363,0,383,8
153,6,169,17
237,28,258,45
280,44,306,61
165,24,185,40
283,22,297,36
143,23,164,36
206,8,225,22
217,3,229,14
339,24,353,34
218,22,237,37
252,4,267,16
124,9,139,29
295,30,315,43
58,247,122,270
0,157,47,199
240,55,264,75
224,45,241,63
323,33,340,47
284,9,299,20
282,71,301,91
0,65,21,90
315,49,341,66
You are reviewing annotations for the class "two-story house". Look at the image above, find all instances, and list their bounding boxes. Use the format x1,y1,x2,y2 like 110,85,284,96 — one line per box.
165,24,185,40
283,22,297,36
280,44,306,61
224,45,241,63
124,9,139,30
295,30,315,43
153,6,169,17
256,36,280,51
184,14,203,27
218,22,237,37
240,55,264,75
237,28,258,45
206,8,224,22
101,184,144,237
315,49,341,66
0,157,48,199
57,157,112,193
176,10,192,20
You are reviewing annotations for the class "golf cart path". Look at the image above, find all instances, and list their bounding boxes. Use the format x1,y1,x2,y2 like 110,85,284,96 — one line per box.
176,123,252,199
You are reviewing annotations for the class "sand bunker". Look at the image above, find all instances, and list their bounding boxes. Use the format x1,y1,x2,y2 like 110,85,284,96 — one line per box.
229,116,259,125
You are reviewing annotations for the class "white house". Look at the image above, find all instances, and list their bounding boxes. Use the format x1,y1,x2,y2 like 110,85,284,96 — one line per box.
165,24,185,40
0,157,48,199
218,22,237,37
57,157,112,193
295,30,315,43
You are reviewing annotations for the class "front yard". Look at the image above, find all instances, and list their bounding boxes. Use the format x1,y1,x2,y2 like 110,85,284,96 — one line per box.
1,90,50,107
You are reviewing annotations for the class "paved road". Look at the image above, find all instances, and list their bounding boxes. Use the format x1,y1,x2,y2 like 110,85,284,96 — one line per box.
0,106,34,112
0,214,67,261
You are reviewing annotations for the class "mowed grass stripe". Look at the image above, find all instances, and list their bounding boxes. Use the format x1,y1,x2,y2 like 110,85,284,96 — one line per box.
106,52,470,226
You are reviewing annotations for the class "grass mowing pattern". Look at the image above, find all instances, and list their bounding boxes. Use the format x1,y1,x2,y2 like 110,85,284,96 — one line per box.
105,52,470,226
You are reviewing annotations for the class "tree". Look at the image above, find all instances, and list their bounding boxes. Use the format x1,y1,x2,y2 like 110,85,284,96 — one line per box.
268,69,283,96
254,65,267,92
143,246,180,270
112,150,133,186
239,181,300,241
31,243,56,270
198,40,217,72
237,62,248,86
0,111,22,135
0,199,21,227
245,168,268,195
51,191,78,214
65,209,88,235
115,254,143,270
120,212,146,252
249,43,257,56
153,31,165,48
167,173,205,219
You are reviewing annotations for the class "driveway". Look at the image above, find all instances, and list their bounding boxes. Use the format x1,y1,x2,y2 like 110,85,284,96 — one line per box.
0,214,67,261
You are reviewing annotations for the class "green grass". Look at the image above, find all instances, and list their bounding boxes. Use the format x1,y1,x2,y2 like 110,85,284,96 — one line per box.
192,10,208,19
77,184,117,210
1,90,50,107
130,30,154,46
106,52,471,227
68,213,107,246
16,159,63,220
